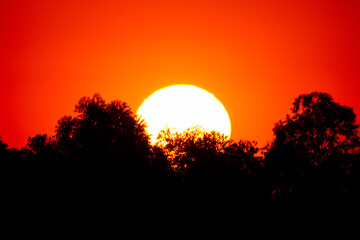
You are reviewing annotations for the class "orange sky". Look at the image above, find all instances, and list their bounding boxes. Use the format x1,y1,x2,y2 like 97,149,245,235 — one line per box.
1,0,360,148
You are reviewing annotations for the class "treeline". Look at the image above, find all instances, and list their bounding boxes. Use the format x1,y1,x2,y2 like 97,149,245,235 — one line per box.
1,92,360,206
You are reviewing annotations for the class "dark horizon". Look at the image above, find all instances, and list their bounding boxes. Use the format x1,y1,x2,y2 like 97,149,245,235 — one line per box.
1,91,359,205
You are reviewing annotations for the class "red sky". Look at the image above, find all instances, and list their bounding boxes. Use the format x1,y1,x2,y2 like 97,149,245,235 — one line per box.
1,0,360,148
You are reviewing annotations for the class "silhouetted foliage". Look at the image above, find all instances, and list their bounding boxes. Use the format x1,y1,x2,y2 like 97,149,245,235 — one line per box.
2,94,153,202
225,140,263,178
265,92,360,202
28,134,55,156
57,93,150,159
1,91,360,208
155,126,228,175
154,126,265,203
0,137,8,152
52,93,152,194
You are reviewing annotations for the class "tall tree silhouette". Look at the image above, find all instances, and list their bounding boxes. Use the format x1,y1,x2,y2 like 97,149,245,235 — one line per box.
265,92,360,201
56,94,149,157
53,93,151,192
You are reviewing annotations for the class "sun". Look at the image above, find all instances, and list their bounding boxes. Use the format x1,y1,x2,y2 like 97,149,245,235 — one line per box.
137,85,231,144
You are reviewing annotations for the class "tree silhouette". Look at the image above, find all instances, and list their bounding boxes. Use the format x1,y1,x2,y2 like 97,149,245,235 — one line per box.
2,91,360,205
47,93,152,194
221,139,266,202
154,126,265,204
155,126,228,176
265,92,360,201
55,94,150,159
27,134,55,157
225,140,263,178
275,92,359,164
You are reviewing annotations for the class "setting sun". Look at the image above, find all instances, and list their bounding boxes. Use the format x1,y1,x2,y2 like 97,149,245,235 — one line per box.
1,0,360,205
137,85,231,144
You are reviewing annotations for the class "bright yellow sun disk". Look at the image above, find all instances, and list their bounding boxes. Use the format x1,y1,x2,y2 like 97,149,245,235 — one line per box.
137,85,231,144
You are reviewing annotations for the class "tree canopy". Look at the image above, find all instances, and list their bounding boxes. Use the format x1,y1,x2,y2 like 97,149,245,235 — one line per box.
1,92,359,205
155,126,229,174
265,92,360,201
273,92,359,165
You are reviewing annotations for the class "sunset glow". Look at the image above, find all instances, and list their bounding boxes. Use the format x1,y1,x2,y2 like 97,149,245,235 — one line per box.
1,0,360,205
0,1,359,148
137,85,231,144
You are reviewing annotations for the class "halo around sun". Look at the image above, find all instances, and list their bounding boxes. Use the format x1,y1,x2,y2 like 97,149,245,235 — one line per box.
137,85,231,144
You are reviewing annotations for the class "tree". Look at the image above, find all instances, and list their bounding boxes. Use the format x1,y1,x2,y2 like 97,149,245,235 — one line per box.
265,92,360,201
222,140,266,201
273,92,359,165
27,134,55,156
0,137,8,153
51,93,152,193
55,93,150,162
225,140,263,179
155,126,229,176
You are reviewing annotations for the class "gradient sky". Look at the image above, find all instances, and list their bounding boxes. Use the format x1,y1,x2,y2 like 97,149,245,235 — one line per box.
1,0,360,148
